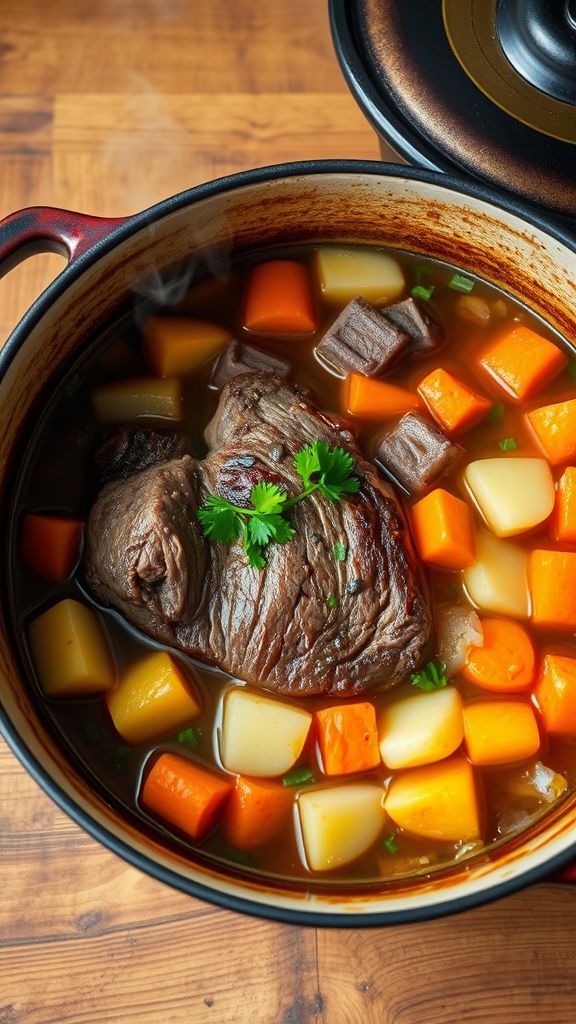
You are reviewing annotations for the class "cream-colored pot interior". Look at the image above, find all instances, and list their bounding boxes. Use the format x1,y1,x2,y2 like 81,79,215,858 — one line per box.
1,168,576,922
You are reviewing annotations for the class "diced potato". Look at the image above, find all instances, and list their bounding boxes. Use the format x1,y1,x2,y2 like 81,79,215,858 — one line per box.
379,687,464,769
384,757,482,842
464,458,554,537
144,317,232,377
315,246,405,305
298,783,386,871
436,603,483,676
28,598,115,697
220,688,312,777
107,651,202,746
92,376,183,423
463,530,530,619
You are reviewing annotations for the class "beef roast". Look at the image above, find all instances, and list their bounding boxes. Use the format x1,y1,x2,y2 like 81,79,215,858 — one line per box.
84,375,432,696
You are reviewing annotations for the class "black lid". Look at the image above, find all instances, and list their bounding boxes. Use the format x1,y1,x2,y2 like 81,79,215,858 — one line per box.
330,0,576,218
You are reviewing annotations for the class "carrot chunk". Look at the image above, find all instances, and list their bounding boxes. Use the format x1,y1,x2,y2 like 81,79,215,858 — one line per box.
552,467,576,542
410,488,475,569
417,367,492,434
527,398,576,465
463,700,540,765
345,373,420,420
244,260,316,333
141,752,232,841
479,326,568,401
533,654,576,737
221,775,293,850
21,513,83,583
315,702,381,776
529,549,576,630
462,618,535,692
144,317,232,377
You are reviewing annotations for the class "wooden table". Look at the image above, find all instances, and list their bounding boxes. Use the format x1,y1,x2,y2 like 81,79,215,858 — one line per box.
0,3,575,1021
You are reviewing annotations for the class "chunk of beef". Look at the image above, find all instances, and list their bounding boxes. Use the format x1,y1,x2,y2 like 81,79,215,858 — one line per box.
209,340,292,390
374,411,462,496
383,298,444,356
315,297,409,377
85,376,432,697
96,427,194,483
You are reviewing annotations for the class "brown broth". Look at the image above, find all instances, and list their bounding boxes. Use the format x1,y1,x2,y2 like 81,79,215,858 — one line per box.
8,243,576,888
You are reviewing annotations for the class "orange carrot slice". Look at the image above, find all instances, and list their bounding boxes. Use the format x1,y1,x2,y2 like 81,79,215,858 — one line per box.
529,549,576,630
533,654,576,737
345,373,420,420
244,261,316,333
463,700,540,765
315,702,380,776
21,513,83,583
461,618,535,692
527,398,576,465
141,752,232,840
552,467,576,542
144,317,231,376
479,326,568,401
411,488,475,569
417,367,491,434
220,776,293,850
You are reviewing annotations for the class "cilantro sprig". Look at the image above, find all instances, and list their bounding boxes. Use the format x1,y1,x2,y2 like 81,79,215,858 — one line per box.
410,658,448,692
196,440,360,569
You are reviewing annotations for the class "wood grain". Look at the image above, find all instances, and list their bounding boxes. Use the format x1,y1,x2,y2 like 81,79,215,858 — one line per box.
0,2,575,1022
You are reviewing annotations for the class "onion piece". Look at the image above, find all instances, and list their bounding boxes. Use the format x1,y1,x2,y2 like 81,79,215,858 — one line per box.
436,603,483,676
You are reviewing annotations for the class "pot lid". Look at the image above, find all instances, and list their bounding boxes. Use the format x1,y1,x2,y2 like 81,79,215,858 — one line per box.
332,0,576,218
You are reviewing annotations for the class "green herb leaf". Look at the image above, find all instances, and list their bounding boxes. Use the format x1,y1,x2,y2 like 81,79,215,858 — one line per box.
326,593,339,609
196,497,243,543
333,542,347,562
282,765,315,787
178,726,201,749
383,833,399,854
410,658,448,691
487,402,505,423
294,442,321,488
411,284,435,301
449,273,475,293
499,436,518,452
567,358,576,381
196,441,359,570
250,481,286,515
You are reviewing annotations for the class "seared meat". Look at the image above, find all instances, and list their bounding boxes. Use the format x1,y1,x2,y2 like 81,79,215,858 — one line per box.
374,411,463,496
84,375,432,696
96,427,194,483
209,340,292,391
383,298,444,356
315,297,410,377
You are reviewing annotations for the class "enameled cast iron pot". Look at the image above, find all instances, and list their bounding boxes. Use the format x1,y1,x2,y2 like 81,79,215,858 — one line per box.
1,160,576,926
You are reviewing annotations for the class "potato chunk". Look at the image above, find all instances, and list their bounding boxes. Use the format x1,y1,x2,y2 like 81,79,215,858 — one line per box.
379,687,464,769
463,530,530,618
298,783,386,871
28,598,115,696
220,688,312,777
384,757,482,841
316,247,405,305
464,458,554,537
107,651,202,745
92,376,183,423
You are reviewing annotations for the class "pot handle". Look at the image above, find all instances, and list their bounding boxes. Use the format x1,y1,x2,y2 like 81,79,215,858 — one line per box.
0,206,129,278
551,863,576,885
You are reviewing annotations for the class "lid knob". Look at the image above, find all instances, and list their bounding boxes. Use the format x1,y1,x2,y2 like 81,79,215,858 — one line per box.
496,0,576,103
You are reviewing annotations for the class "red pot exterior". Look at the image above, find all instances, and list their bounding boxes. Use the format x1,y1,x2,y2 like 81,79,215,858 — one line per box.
0,163,575,926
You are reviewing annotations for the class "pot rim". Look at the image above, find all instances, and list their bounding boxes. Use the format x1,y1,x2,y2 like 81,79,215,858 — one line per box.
1,158,576,927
